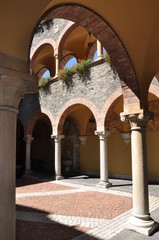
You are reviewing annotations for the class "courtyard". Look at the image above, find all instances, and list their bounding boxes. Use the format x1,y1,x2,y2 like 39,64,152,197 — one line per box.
16,176,159,240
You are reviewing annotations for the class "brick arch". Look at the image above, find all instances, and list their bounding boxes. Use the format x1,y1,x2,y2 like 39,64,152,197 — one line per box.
30,39,56,71
98,88,123,131
55,98,100,135
60,54,78,69
98,85,159,132
40,3,140,110
27,108,55,135
88,41,97,59
37,67,49,78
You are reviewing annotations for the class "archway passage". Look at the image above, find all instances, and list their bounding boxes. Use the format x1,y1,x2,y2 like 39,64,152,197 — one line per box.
31,114,54,176
57,103,99,177
37,3,140,110
61,117,80,177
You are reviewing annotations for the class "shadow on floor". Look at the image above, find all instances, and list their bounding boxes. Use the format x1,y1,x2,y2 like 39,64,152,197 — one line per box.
16,205,98,240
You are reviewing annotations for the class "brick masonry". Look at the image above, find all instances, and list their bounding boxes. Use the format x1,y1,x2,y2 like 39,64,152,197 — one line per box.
15,177,159,240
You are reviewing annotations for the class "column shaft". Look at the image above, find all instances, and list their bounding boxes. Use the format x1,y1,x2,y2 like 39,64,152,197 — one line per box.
55,54,59,77
97,40,103,59
120,111,159,235
95,131,111,188
0,108,17,240
100,136,108,181
54,135,64,180
131,127,149,216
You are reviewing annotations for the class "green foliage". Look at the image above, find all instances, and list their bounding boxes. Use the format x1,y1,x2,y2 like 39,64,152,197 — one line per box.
35,19,53,34
75,58,93,77
104,52,111,64
58,67,75,84
58,58,93,85
38,77,51,95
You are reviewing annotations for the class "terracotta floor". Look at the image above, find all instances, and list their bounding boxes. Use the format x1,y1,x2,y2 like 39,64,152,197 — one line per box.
16,177,133,240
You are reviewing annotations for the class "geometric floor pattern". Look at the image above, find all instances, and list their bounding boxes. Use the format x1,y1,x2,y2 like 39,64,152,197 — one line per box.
16,177,159,240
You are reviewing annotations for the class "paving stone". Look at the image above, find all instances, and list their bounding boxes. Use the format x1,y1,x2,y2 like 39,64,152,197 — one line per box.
16,177,159,240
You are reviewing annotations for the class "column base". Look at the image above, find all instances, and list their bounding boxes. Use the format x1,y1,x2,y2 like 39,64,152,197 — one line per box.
96,180,112,188
126,215,159,236
56,175,64,180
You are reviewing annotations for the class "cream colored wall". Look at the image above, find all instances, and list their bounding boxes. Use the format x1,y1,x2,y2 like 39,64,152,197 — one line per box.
147,131,159,178
80,133,132,177
80,131,159,179
108,133,132,176
80,136,100,173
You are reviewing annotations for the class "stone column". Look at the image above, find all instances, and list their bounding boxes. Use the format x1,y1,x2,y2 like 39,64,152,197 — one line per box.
95,131,112,188
53,135,64,180
0,73,37,240
54,54,59,77
24,135,33,173
97,40,104,60
121,110,158,235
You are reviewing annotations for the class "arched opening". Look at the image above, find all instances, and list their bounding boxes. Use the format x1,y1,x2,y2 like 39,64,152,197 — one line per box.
31,3,140,110
16,119,25,178
37,67,50,78
105,97,132,179
61,117,80,177
64,56,78,68
31,114,54,176
58,103,99,177
93,47,106,61
30,43,55,77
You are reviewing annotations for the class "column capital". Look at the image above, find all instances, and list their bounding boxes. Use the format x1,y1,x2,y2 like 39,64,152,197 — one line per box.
120,110,151,130
79,136,87,145
24,135,34,143
0,74,38,108
51,134,64,142
95,130,110,139
54,54,59,59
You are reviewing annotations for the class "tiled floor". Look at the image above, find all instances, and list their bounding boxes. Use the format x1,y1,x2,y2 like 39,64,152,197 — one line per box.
16,176,159,240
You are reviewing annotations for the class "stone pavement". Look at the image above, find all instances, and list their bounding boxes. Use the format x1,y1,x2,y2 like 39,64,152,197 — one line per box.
16,176,159,240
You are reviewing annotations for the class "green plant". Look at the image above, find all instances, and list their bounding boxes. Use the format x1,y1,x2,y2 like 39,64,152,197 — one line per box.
76,58,93,77
58,67,75,84
38,77,51,95
58,58,93,86
104,52,118,79
35,19,53,34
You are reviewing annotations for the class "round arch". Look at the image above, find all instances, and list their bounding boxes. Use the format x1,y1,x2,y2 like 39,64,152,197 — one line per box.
30,38,56,59
57,22,77,56
27,108,55,136
32,3,140,110
99,88,123,131
87,41,97,59
30,40,56,75
60,54,78,69
55,98,100,135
